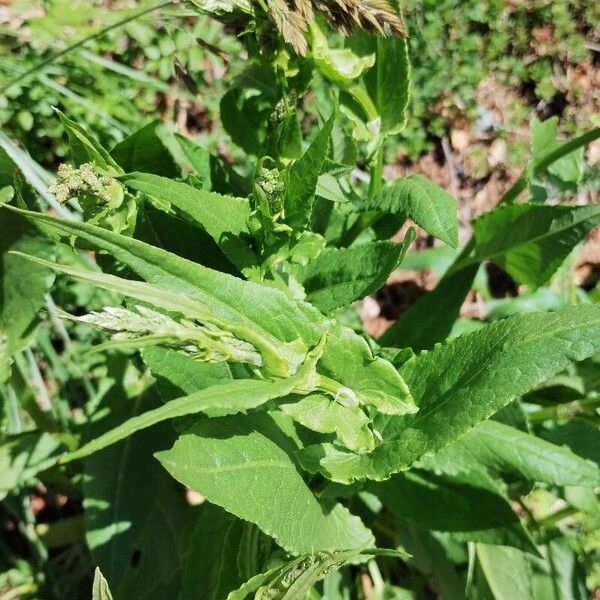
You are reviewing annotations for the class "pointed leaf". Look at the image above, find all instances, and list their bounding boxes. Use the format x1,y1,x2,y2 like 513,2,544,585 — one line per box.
296,240,409,313
155,414,374,556
285,113,335,228
369,469,537,553
423,420,600,487
364,175,458,247
92,568,113,600
300,306,600,482
55,109,122,174
120,172,258,271
469,203,600,288
280,393,375,453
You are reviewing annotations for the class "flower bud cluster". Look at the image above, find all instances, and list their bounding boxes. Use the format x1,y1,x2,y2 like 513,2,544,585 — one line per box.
49,162,114,204
78,305,263,367
257,167,285,215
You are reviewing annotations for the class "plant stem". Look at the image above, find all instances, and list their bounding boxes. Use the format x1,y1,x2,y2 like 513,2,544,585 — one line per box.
528,396,600,423
368,144,384,198
499,126,600,204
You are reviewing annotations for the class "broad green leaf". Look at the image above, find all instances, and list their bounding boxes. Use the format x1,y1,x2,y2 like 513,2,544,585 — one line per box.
363,35,411,135
180,504,262,600
141,346,232,398
296,240,409,313
369,469,537,553
317,325,416,416
476,542,587,600
311,25,375,87
285,112,335,228
395,523,465,600
300,306,600,482
0,209,54,381
315,173,347,203
476,545,537,600
110,121,178,177
379,264,479,351
84,384,188,597
11,208,324,377
63,357,320,463
120,172,258,271
92,568,113,600
280,393,375,453
422,420,600,487
155,414,375,555
364,175,458,248
469,203,600,288
55,109,122,175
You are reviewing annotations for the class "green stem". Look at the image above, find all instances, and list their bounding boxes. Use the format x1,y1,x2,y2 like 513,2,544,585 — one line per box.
368,144,384,198
537,505,583,529
0,0,175,94
346,84,379,121
528,396,600,423
500,127,600,204
316,375,358,408
447,126,600,273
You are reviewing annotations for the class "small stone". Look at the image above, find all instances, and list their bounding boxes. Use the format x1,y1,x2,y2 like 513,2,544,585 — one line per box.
450,129,470,152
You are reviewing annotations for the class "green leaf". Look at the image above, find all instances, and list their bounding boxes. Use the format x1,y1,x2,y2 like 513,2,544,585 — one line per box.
475,541,586,600
364,175,458,248
300,306,600,482
285,112,335,228
531,117,584,188
92,568,114,600
63,359,320,463
11,208,324,377
311,25,375,87
84,385,188,597
369,469,537,553
0,432,65,500
476,545,537,600
55,109,122,174
120,172,258,271
363,35,411,136
0,209,54,381
110,121,178,178
280,393,375,453
469,203,600,288
155,414,375,555
317,325,416,416
296,240,409,313
421,420,600,487
180,504,262,600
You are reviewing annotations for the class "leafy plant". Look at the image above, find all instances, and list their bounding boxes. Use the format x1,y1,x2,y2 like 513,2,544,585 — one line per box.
1,2,600,599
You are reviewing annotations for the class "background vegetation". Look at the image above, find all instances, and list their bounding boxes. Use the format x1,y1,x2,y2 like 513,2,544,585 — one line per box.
1,1,599,599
